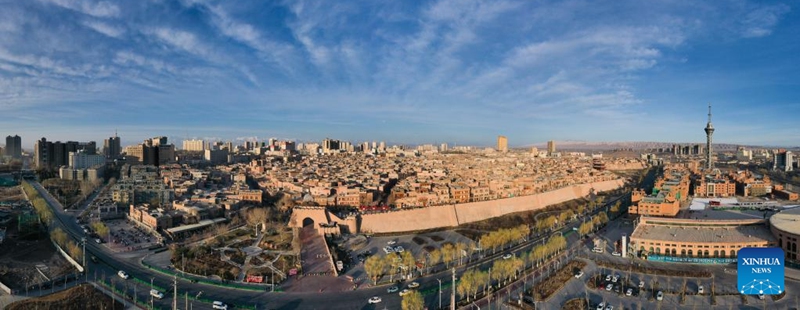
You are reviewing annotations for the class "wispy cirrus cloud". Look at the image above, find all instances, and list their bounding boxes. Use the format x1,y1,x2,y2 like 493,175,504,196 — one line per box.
39,0,120,18
740,4,791,38
1,0,798,146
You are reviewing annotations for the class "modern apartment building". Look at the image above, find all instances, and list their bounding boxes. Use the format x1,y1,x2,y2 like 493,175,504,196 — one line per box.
103,134,121,159
497,135,508,152
4,135,21,159
182,139,205,151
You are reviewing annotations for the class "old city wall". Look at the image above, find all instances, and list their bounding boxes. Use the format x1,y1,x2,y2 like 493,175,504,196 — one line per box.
359,204,460,233
359,178,625,234
606,162,646,170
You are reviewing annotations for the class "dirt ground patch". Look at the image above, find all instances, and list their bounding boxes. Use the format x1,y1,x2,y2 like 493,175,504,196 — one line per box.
0,186,24,202
0,233,74,289
6,283,124,310
561,298,588,310
532,260,586,300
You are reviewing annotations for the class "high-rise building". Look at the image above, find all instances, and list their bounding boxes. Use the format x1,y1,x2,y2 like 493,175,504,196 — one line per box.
4,135,21,159
704,103,715,170
34,138,97,169
497,135,508,152
440,143,448,152
182,139,205,151
35,138,53,168
104,134,121,159
774,151,794,172
125,137,175,166
547,140,556,155
322,138,340,153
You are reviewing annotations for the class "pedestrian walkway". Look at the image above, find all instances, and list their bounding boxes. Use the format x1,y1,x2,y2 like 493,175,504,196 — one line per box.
280,226,354,293
298,226,336,276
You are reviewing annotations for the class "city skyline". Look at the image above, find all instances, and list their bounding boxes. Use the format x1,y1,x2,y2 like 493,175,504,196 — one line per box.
1,1,799,146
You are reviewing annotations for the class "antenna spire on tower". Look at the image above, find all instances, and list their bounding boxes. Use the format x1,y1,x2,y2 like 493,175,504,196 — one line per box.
708,103,712,123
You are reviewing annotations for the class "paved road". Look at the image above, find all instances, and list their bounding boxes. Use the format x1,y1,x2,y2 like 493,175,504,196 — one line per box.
31,181,625,310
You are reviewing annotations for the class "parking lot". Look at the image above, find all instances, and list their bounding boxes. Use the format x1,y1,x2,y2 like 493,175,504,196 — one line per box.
342,230,476,285
102,218,160,252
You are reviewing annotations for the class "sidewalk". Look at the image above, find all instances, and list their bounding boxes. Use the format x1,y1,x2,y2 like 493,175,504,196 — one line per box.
141,251,268,292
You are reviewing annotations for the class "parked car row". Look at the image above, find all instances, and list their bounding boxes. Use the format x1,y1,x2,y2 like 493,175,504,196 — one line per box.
383,245,405,254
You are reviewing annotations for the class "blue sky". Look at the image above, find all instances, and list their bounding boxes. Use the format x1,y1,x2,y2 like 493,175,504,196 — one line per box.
1,0,799,148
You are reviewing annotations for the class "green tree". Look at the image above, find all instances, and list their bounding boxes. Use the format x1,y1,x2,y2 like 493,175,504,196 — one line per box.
401,290,424,310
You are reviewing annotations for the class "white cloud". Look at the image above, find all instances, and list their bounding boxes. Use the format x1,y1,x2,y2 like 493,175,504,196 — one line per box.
152,28,206,56
82,20,124,38
41,0,120,18
740,4,791,38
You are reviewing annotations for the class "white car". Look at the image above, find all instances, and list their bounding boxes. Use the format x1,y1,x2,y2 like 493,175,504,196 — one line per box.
638,280,645,288
596,302,605,310
212,301,228,310
611,251,621,257
394,246,405,253
592,248,603,253
656,291,663,301
502,253,513,260
574,271,584,278
758,294,765,300
698,285,704,294
611,275,618,283
150,289,164,299
368,296,382,304
625,288,633,296
399,289,411,296
387,240,397,245
383,246,394,254
408,282,420,289
117,270,129,279
605,283,613,291
387,286,399,293
605,275,612,282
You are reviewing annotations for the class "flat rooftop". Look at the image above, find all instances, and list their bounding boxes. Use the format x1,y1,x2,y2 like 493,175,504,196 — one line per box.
632,221,776,244
770,207,800,235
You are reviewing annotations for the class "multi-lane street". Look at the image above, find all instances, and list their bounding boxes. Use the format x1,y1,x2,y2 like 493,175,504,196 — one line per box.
31,179,621,309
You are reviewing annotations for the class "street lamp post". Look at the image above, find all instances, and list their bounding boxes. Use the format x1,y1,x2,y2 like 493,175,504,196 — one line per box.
437,278,442,310
81,237,87,281
150,277,155,310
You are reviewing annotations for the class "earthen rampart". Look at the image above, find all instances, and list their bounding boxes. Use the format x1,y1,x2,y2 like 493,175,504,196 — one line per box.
358,178,625,233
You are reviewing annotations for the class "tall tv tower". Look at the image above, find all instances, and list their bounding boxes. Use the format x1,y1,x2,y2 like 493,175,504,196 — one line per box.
704,103,714,170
